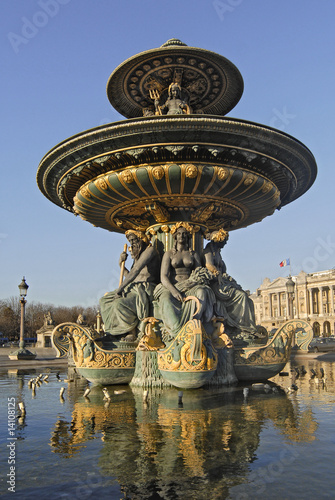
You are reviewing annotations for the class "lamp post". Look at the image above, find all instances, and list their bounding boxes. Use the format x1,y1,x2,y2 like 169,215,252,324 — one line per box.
286,275,296,347
8,278,36,361
286,276,295,319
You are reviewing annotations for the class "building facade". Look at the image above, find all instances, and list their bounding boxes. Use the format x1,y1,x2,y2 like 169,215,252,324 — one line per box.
250,269,335,336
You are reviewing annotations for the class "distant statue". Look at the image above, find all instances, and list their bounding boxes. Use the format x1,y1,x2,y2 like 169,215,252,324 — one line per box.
44,311,55,327
203,229,257,337
156,83,190,115
76,314,87,326
99,231,160,341
154,222,215,338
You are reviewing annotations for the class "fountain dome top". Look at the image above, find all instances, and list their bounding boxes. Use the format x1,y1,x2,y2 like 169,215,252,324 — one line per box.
106,38,244,118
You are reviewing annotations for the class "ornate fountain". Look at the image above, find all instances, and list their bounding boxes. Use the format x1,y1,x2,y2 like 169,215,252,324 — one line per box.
37,39,316,387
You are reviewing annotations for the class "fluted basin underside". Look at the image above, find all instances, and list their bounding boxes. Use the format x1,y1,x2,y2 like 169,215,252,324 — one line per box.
37,115,317,234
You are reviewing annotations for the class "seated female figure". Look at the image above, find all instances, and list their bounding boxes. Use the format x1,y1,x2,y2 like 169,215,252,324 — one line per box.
204,229,257,336
154,222,215,338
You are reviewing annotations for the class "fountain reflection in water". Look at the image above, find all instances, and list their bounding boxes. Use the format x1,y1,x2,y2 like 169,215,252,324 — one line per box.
0,358,334,499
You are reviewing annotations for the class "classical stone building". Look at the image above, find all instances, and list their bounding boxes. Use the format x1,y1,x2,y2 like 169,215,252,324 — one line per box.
250,269,335,336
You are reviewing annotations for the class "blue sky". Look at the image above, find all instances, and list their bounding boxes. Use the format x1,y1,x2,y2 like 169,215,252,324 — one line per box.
1,0,334,307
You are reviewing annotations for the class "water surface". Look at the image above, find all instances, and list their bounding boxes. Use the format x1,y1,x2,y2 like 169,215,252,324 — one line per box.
0,357,334,499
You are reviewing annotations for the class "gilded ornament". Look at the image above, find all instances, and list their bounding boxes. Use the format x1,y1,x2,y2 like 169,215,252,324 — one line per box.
118,203,147,217
157,319,218,373
164,196,199,208
217,167,229,181
94,351,106,366
96,177,108,190
152,166,165,180
191,203,215,223
244,174,255,186
170,221,195,234
184,164,198,178
121,169,134,183
208,228,229,243
111,216,150,231
81,186,91,198
73,195,81,207
137,317,165,351
145,202,170,223
114,218,124,228
125,229,149,244
261,181,273,193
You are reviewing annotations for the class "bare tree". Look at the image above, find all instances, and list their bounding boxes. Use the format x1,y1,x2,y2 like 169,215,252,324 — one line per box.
0,298,99,339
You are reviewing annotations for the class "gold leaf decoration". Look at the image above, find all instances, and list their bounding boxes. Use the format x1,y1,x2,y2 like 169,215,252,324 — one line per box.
152,166,165,180
121,170,134,183
184,164,198,178
244,174,255,186
96,177,108,190
81,186,91,198
262,181,273,193
217,167,229,181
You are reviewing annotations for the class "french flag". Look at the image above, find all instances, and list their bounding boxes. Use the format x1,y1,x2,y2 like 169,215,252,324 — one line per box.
279,258,290,267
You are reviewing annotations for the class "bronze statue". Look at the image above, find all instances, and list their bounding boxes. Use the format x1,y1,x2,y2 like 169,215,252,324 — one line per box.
154,222,215,338
155,83,190,115
203,229,257,338
99,230,160,341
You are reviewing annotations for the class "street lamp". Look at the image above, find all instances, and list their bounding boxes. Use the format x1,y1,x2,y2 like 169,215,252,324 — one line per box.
286,275,295,319
8,277,36,361
286,275,296,347
18,277,28,348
